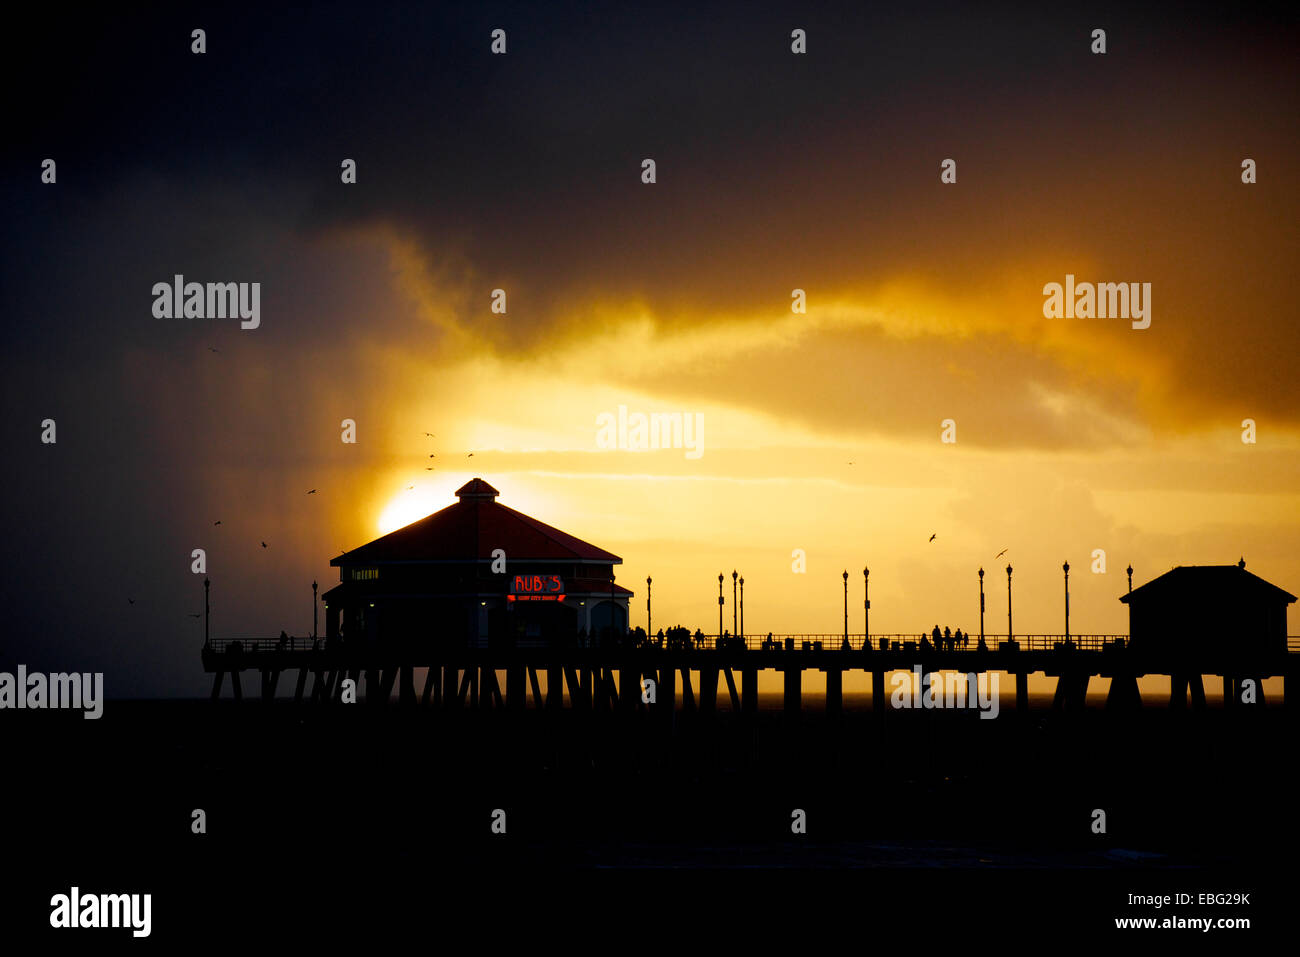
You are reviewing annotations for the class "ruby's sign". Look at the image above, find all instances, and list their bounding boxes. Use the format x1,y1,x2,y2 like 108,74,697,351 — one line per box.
508,574,565,602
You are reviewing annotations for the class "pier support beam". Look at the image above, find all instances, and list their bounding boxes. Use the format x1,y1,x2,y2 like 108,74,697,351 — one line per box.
546,665,563,710
444,666,460,710
741,667,757,713
784,665,801,714
619,663,638,712
872,670,885,714
660,665,677,722
699,664,718,712
506,665,525,710
1014,672,1028,713
423,667,441,708
723,668,740,710
1105,672,1141,711
825,668,842,717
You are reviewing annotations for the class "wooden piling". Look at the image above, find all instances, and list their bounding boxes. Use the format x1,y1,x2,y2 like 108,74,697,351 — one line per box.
784,664,801,713
825,667,842,717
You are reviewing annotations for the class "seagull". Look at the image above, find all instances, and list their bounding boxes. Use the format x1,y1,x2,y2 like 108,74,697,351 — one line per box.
929,533,937,542
467,453,474,458
127,598,135,605
424,432,435,437
261,541,268,548
425,467,434,470
406,485,414,490
213,520,222,526
307,489,317,495
208,347,220,354
429,454,436,458
994,548,1008,559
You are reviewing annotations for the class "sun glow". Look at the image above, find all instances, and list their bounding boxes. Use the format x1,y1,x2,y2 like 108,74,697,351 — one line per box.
377,488,441,535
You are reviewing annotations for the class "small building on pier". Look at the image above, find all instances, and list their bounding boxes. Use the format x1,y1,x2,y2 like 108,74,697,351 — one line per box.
322,479,631,650
1120,560,1294,665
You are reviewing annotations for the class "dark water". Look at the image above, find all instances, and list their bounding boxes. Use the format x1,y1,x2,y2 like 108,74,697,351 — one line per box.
3,699,1289,941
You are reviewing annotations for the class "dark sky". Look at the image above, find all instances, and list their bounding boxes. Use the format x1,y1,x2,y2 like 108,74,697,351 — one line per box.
2,1,1296,696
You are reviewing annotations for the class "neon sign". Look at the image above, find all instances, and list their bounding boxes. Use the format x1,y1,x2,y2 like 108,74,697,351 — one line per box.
507,574,565,602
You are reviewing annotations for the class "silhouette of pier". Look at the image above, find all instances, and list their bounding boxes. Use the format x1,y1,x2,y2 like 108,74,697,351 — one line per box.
201,631,1300,713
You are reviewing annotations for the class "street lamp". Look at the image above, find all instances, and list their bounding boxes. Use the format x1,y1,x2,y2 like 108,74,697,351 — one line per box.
312,580,318,641
717,572,724,644
1063,561,1070,643
1006,564,1013,645
842,570,849,647
739,576,744,641
978,567,985,646
863,567,870,649
204,577,211,647
647,576,652,637
732,570,738,638
1126,564,1133,594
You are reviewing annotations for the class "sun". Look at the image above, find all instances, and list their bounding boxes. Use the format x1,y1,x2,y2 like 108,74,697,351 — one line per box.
377,487,441,535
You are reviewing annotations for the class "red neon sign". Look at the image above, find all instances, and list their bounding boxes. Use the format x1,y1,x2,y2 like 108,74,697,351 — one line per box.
507,574,565,602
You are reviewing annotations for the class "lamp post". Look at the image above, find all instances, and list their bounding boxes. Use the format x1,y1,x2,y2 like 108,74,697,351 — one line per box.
842,570,849,647
732,570,738,638
739,576,744,641
1126,564,1133,594
978,567,985,645
1063,561,1070,643
312,580,318,640
863,567,870,649
204,577,210,647
610,572,616,642
717,573,724,644
646,576,652,637
1006,564,1013,644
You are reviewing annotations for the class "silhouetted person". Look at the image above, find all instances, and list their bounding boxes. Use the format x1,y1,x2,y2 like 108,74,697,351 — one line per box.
932,625,942,647
977,635,987,652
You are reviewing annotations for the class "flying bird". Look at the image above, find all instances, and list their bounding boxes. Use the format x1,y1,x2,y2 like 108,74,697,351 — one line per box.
995,549,1008,559
307,489,317,495
424,432,435,437
261,541,268,548
425,467,434,471
467,453,474,458
406,485,414,490
208,346,220,354
929,533,937,542
213,520,222,526
127,598,135,605
429,454,436,458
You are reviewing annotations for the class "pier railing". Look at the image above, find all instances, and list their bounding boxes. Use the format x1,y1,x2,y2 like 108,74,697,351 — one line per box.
204,634,1300,657
204,633,1127,655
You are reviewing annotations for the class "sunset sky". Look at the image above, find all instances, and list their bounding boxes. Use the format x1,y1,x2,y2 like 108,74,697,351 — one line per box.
2,1,1297,697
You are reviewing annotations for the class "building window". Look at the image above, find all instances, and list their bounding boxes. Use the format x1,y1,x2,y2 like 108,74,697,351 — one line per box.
348,567,379,581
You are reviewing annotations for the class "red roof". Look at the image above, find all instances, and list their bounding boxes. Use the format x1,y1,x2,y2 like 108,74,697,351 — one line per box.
332,479,622,565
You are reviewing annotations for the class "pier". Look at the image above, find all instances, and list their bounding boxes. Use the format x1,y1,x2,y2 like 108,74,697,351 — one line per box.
200,632,1300,712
